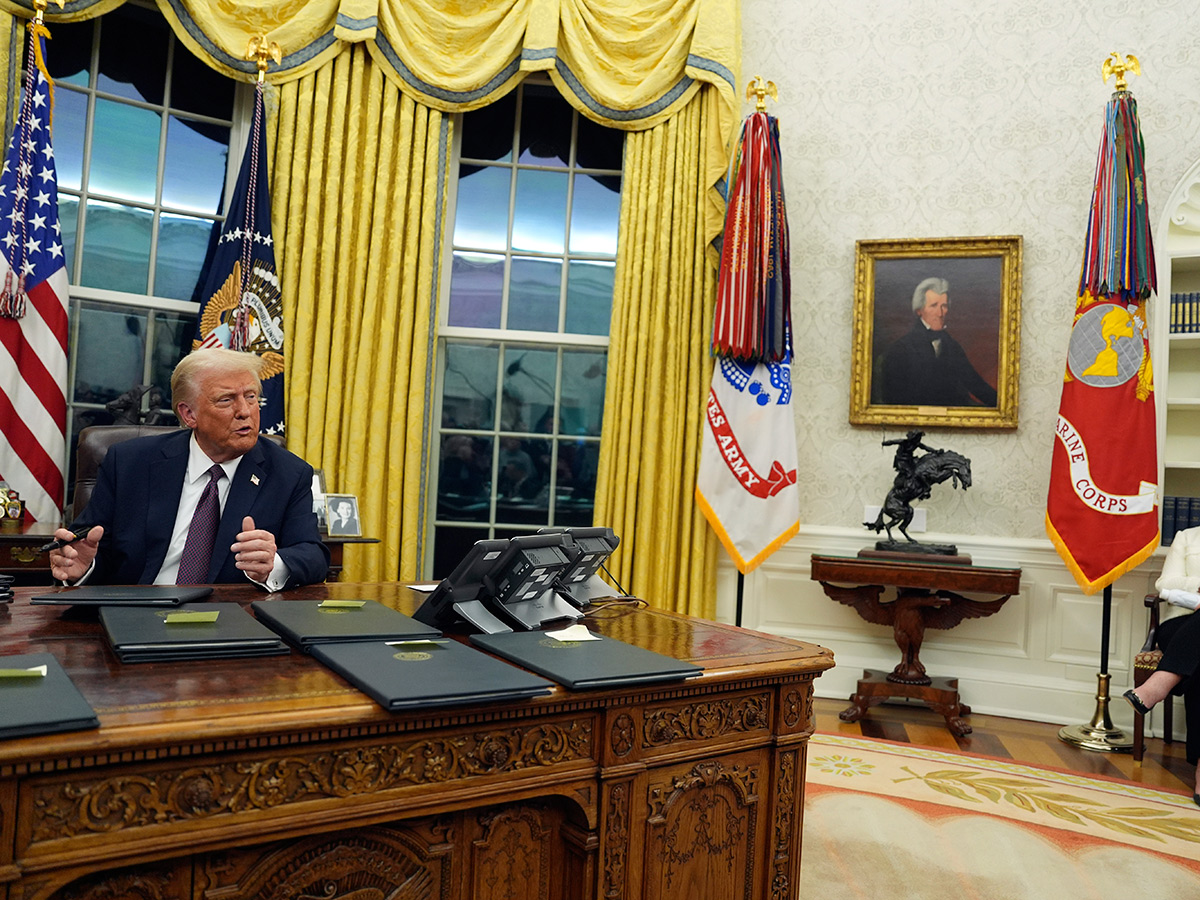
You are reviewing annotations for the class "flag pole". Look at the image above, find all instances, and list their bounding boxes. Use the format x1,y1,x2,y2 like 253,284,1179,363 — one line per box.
1053,52,1154,753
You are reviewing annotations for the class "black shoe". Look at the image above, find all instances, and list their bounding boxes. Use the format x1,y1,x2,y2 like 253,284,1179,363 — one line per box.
1193,793,1199,808
1123,689,1152,716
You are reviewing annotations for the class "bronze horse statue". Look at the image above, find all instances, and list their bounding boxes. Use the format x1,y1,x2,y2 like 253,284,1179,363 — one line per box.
864,448,972,543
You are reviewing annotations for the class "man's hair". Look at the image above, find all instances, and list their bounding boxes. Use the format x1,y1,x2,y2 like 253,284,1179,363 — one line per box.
171,348,264,409
912,277,950,312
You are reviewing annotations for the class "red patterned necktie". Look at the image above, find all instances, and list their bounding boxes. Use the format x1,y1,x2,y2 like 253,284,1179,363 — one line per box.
176,464,224,584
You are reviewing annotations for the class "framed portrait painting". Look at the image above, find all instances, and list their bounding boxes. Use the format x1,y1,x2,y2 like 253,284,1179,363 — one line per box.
849,236,1022,429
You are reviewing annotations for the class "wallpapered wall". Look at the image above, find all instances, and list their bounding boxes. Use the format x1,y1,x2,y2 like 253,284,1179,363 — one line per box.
742,0,1200,541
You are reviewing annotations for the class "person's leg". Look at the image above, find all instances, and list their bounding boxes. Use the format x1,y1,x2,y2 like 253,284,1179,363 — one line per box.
1124,613,1196,711
1128,668,1184,709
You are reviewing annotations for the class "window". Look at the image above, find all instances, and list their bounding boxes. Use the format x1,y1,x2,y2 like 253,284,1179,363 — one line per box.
430,82,624,578
38,4,241,505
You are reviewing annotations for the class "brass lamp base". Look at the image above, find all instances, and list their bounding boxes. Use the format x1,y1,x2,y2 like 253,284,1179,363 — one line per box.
1058,672,1133,753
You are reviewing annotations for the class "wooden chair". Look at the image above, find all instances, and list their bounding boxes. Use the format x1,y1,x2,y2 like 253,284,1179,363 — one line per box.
1132,593,1174,762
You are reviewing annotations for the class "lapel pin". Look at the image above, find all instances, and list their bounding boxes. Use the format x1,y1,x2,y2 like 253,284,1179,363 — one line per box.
250,474,260,486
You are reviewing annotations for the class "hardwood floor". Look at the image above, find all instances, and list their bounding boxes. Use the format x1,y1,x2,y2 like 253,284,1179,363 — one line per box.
812,696,1197,797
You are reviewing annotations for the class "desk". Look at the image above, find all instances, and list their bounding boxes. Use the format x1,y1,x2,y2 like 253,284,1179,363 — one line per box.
0,584,833,900
810,554,1019,736
0,521,56,585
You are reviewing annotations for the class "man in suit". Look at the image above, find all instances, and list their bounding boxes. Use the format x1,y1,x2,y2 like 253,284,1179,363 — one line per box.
49,348,328,589
881,277,997,407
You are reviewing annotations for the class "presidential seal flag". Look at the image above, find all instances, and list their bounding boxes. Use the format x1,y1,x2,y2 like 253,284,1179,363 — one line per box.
192,81,284,434
1046,82,1158,595
0,23,69,525
696,98,798,574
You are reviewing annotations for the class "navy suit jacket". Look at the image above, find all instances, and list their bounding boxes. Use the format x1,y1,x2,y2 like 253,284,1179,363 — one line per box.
72,430,329,587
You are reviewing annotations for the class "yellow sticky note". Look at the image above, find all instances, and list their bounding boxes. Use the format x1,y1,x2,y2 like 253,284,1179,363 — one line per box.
0,665,47,678
319,599,366,609
164,610,220,624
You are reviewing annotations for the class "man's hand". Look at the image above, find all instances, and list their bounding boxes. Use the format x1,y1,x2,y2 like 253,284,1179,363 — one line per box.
232,515,277,583
49,525,104,582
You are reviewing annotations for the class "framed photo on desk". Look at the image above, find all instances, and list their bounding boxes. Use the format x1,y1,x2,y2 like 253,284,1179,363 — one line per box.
849,235,1022,430
324,494,361,537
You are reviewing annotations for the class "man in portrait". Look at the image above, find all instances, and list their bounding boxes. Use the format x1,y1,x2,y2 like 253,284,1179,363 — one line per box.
881,277,998,407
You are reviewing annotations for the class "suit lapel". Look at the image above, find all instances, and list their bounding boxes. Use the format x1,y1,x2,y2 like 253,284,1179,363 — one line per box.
143,432,189,582
209,440,268,582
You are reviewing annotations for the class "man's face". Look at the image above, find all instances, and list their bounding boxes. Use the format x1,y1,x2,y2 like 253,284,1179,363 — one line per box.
917,290,949,331
177,369,260,463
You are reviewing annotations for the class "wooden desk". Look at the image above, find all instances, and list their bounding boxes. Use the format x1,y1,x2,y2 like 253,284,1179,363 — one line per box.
0,521,56,586
810,554,1019,736
0,584,833,900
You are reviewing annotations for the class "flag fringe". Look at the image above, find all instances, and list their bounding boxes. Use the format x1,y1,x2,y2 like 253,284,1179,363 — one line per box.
695,487,799,575
1044,514,1159,596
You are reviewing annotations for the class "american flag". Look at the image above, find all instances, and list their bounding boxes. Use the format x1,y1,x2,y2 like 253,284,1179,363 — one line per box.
0,34,69,526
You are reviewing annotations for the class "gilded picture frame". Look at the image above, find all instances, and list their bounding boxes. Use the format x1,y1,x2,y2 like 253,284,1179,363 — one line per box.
849,235,1022,429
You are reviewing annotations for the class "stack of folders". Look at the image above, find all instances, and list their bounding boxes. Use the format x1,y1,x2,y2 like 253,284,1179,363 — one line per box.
0,652,99,739
31,585,214,607
250,598,441,651
100,603,289,663
310,639,554,711
471,627,702,690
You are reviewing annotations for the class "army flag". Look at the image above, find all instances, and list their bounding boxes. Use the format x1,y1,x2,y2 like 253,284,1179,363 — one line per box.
696,110,798,573
192,82,284,434
1046,89,1158,594
0,26,69,524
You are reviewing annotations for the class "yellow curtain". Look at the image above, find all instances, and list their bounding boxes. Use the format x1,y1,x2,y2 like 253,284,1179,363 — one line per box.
594,87,721,618
267,44,449,581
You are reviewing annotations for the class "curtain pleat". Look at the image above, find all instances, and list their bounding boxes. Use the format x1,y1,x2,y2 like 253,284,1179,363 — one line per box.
595,88,719,618
267,45,447,582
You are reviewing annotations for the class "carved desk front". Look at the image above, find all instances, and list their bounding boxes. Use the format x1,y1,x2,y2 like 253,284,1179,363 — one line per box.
0,582,833,900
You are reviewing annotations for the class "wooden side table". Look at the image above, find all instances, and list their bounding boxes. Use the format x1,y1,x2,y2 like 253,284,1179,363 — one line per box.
321,535,380,581
810,553,1021,736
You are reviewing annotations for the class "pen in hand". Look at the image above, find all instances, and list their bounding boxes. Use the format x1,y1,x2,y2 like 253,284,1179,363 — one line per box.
39,526,95,553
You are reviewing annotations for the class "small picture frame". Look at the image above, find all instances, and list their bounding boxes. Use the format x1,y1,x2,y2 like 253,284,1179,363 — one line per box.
849,235,1023,429
311,470,327,531
324,494,361,537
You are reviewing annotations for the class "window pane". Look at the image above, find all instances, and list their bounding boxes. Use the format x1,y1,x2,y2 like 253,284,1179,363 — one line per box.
442,343,498,429
460,91,515,164
447,252,504,327
561,350,605,436
52,89,88,190
80,200,151,293
45,20,93,87
58,195,79,277
73,303,146,404
154,213,215,300
170,46,235,119
162,116,229,214
454,166,510,251
576,114,623,172
518,87,571,167
149,310,197,409
97,5,168,103
512,169,567,253
90,98,160,203
497,436,550,520
432,525,491,580
438,435,492,520
502,348,556,433
555,438,599,524
570,173,621,255
564,261,614,336
508,257,561,332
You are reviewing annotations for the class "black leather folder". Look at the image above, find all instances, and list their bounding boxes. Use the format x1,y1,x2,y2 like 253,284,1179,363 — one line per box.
0,652,100,739
251,599,441,650
31,585,214,607
99,602,289,662
310,639,553,711
470,630,702,690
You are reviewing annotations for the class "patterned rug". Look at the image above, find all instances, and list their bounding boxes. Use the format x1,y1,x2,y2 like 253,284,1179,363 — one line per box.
802,734,1200,898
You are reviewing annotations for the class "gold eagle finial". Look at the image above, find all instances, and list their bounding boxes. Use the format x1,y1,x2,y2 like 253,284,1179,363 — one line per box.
1101,52,1141,93
247,35,282,84
746,76,778,113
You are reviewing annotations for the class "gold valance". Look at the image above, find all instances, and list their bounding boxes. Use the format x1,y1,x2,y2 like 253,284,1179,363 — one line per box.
1,0,738,134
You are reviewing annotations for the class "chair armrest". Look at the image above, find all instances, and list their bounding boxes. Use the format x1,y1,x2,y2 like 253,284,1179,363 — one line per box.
1140,593,1162,653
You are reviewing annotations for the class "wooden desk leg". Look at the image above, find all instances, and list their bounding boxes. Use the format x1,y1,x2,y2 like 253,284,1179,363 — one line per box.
839,669,973,737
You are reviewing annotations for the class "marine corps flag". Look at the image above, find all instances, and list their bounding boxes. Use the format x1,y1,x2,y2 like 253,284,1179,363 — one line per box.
696,99,799,574
0,21,69,525
192,81,284,434
1046,82,1158,595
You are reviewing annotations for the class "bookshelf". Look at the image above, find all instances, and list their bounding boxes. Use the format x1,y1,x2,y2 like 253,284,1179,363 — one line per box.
1155,160,1200,544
